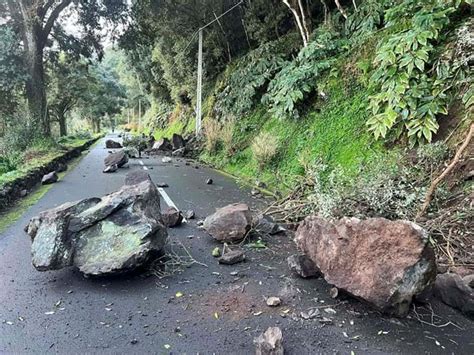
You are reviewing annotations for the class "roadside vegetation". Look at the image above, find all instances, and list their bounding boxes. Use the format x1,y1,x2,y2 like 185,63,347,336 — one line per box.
121,0,473,267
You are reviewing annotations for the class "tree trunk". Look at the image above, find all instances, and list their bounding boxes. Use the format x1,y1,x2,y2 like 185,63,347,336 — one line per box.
23,23,50,136
58,114,67,136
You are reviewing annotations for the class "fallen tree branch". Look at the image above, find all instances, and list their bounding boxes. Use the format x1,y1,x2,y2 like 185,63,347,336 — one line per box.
416,123,474,220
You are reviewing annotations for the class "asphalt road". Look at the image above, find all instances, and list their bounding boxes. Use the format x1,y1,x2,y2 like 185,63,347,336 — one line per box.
1,134,473,354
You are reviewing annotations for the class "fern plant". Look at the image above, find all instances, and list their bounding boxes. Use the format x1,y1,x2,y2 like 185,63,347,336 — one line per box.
367,0,468,145
215,33,299,117
264,29,346,120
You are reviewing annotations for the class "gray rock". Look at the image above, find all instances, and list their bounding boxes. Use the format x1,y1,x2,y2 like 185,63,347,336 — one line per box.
171,133,185,150
124,146,140,159
218,249,245,265
105,139,122,149
162,207,183,228
434,273,474,318
287,254,320,278
41,171,58,185
156,182,169,188
104,150,128,168
206,178,213,185
26,180,167,276
20,189,28,197
183,210,195,219
125,170,151,185
203,203,252,243
254,215,285,235
254,327,283,355
103,164,118,173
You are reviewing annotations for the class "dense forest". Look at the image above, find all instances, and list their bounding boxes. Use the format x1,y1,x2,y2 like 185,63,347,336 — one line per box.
0,0,473,265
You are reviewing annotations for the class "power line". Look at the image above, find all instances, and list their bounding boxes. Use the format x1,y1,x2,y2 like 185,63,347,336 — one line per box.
172,0,244,65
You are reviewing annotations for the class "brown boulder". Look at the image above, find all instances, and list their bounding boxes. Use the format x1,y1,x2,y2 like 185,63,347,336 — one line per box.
295,216,436,317
104,150,128,168
203,203,252,243
105,139,122,149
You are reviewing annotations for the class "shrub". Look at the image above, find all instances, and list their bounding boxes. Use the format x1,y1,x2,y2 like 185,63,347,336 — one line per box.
251,132,279,169
203,118,221,153
220,116,236,156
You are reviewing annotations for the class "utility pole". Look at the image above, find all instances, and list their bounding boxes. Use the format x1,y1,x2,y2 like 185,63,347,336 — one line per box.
196,28,203,135
138,98,142,130
193,1,243,135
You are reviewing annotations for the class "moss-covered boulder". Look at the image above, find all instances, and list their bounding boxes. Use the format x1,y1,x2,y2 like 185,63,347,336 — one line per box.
25,178,167,276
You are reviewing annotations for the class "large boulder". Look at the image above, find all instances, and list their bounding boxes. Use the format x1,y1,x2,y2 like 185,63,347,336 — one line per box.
295,216,436,317
105,139,122,149
25,178,167,276
434,273,474,318
171,133,185,150
203,203,252,243
104,150,128,168
152,138,172,151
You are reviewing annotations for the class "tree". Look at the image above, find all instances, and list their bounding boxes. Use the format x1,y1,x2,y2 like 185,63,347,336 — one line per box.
1,0,128,136
47,53,90,136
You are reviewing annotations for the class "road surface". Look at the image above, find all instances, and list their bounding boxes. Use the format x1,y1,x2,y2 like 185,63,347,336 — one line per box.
1,135,473,354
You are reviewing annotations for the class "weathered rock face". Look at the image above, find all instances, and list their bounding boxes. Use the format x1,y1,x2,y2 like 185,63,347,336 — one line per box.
203,203,253,243
105,139,122,149
254,327,284,355
434,273,474,318
26,179,167,276
295,216,436,317
124,170,151,185
104,150,128,168
152,138,172,151
171,133,185,150
41,171,58,185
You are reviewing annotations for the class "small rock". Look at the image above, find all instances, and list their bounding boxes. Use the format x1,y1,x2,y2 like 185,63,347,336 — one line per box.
319,317,333,325
218,250,245,265
212,247,221,257
287,254,320,278
20,189,28,198
256,180,267,189
41,172,58,185
300,308,320,320
206,178,213,185
254,327,283,355
324,307,337,315
266,297,281,307
183,210,195,219
196,220,204,226
251,188,260,196
254,215,285,236
162,157,172,163
329,287,339,299
156,182,169,188
103,164,118,173
130,339,138,345
162,207,183,228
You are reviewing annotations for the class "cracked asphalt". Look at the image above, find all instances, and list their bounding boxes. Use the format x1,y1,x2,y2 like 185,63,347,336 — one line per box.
1,134,473,354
